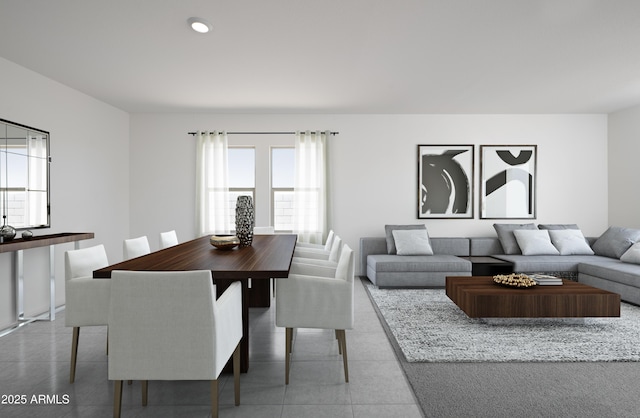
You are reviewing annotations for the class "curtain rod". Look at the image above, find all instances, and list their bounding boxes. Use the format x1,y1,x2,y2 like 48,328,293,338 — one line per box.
188,131,339,136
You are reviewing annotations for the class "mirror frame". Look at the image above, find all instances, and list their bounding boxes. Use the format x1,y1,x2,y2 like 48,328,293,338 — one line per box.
0,118,51,230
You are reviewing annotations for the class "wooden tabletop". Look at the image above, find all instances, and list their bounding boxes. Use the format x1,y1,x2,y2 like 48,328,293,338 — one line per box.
93,234,297,279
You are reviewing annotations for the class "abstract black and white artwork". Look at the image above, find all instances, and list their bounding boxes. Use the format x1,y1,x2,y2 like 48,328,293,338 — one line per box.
480,145,537,219
418,145,474,219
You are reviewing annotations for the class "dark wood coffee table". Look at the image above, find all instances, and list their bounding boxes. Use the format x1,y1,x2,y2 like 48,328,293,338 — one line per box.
446,276,620,318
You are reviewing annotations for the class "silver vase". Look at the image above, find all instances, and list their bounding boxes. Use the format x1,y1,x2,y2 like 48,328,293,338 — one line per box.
235,195,255,247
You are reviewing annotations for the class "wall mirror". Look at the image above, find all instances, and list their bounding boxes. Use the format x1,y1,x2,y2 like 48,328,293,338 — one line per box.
0,118,50,231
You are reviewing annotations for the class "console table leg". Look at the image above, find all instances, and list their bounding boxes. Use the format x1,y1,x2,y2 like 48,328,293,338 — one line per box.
15,250,24,321
49,245,55,321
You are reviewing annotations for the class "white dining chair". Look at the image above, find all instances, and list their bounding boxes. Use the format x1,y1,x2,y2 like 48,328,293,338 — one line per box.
159,230,179,249
123,236,150,260
276,244,355,384
296,230,335,251
293,235,342,262
108,270,242,418
253,226,275,235
64,244,111,383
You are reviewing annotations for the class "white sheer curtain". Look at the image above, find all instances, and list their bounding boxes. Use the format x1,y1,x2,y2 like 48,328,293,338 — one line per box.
195,131,230,235
293,130,329,244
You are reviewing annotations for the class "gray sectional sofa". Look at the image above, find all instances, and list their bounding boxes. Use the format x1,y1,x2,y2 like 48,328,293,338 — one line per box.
360,225,640,305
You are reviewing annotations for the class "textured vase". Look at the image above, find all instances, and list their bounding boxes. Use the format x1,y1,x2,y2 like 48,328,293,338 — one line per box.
235,195,255,247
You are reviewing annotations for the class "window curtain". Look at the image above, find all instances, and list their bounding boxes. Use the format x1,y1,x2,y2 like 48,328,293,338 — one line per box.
195,131,230,235
293,130,329,244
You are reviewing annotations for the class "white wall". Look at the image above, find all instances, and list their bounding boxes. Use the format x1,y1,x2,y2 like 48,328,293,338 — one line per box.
608,104,640,229
0,58,130,329
130,113,609,274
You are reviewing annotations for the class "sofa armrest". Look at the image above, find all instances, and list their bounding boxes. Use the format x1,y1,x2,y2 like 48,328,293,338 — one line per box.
359,237,388,276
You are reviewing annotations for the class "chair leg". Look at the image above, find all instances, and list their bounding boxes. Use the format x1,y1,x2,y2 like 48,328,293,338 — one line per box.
70,327,80,383
335,330,342,355
113,380,123,418
211,379,219,418
141,380,148,406
233,343,241,406
285,327,293,385
336,330,349,382
106,327,109,355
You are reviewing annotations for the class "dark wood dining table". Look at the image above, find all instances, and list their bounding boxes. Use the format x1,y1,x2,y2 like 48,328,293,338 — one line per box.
93,234,297,372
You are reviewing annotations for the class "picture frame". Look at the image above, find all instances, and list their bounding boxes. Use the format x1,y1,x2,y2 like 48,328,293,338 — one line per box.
480,145,537,219
417,144,474,219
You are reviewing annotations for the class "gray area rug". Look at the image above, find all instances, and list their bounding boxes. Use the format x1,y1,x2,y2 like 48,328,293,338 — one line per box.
366,285,640,362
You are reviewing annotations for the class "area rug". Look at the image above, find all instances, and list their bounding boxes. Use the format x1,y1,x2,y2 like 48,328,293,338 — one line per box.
365,285,640,362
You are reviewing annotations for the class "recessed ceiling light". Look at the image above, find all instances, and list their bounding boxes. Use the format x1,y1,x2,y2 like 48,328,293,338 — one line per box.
188,17,212,34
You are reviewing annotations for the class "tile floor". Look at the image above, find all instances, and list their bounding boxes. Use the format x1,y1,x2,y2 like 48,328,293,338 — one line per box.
0,278,423,417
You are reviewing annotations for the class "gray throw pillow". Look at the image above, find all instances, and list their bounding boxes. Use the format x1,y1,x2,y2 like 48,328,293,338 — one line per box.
384,224,426,255
493,223,536,255
592,226,640,259
537,224,580,230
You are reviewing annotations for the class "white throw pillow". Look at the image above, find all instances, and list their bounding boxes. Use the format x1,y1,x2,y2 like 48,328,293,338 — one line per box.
513,230,559,256
620,242,640,264
392,229,434,256
548,229,594,255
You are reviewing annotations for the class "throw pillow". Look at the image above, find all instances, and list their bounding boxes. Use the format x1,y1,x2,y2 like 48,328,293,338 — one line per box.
537,224,580,230
493,223,537,254
384,224,426,255
620,242,640,265
392,229,434,256
548,229,594,255
592,226,640,259
513,230,560,255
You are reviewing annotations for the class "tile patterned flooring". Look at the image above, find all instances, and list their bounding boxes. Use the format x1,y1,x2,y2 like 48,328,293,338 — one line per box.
0,278,423,417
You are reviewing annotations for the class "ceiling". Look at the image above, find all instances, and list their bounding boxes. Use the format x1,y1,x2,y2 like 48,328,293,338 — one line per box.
2,0,640,114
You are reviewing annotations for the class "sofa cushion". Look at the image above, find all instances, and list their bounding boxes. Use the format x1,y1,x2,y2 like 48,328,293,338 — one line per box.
548,229,594,255
592,226,640,259
493,255,605,273
513,230,559,256
384,224,426,255
537,224,580,230
367,254,471,273
620,242,640,265
579,258,640,288
494,223,537,254
392,229,433,255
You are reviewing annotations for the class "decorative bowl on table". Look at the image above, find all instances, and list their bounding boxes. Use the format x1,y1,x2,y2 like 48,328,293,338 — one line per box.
493,273,537,289
210,235,240,250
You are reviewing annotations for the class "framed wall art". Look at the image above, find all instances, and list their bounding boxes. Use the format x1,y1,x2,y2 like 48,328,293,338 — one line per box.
418,144,474,219
480,145,537,219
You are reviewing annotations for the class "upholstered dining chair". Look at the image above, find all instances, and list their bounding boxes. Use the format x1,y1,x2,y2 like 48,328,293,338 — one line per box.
159,230,179,249
64,244,111,383
293,235,342,262
108,270,242,418
123,236,150,260
253,226,275,235
296,229,335,251
276,244,355,384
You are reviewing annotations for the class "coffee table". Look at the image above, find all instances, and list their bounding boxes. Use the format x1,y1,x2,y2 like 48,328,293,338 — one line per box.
446,276,620,318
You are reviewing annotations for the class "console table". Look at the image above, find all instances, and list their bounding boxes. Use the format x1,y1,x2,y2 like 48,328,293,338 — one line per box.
0,232,94,335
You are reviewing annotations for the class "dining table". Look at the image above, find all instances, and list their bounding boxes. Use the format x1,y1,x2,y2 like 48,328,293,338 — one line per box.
93,233,297,372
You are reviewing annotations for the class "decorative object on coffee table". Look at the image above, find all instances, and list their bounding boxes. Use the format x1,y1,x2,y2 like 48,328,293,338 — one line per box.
235,195,255,246
493,273,537,288
210,235,240,250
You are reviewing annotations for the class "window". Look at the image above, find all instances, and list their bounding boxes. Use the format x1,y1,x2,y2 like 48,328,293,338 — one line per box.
227,147,255,232
271,147,295,231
